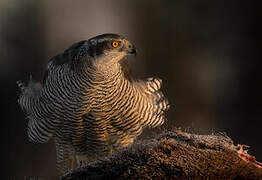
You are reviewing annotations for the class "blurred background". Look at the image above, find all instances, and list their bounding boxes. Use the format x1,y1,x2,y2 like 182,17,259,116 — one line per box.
0,0,261,179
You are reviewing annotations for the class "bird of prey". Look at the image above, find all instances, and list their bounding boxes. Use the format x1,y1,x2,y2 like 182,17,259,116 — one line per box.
17,33,169,174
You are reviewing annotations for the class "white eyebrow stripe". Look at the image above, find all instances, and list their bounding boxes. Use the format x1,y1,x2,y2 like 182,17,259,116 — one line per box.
97,38,122,43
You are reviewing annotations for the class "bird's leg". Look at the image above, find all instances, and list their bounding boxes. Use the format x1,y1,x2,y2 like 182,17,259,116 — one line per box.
112,135,134,153
119,135,134,148
76,154,89,167
106,134,118,155
107,144,114,154
69,151,77,170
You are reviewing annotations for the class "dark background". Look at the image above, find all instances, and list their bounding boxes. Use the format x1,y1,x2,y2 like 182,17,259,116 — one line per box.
0,0,261,179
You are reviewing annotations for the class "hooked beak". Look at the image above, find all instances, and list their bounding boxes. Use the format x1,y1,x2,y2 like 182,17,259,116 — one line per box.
127,44,137,56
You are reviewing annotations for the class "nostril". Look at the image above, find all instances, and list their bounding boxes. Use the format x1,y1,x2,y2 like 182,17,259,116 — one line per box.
128,45,132,48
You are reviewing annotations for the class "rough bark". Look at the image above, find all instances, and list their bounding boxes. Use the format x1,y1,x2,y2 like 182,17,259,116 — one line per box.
62,130,262,180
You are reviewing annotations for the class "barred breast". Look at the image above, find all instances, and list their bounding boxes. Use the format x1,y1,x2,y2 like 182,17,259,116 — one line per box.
83,60,169,153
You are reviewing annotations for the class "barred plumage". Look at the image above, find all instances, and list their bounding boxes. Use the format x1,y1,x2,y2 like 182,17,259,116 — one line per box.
17,33,169,174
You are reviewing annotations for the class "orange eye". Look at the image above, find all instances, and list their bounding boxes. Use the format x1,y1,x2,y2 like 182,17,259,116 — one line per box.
112,41,119,48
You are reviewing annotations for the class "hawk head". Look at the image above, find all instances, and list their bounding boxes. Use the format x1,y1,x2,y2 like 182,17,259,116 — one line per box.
52,33,136,66
85,33,136,77
45,34,136,82
87,33,136,61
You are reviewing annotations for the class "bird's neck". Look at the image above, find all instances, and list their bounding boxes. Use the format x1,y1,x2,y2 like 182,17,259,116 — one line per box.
89,57,131,82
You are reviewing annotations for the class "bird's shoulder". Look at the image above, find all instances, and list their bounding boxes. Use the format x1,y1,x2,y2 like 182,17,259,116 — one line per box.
50,40,90,67
42,40,90,84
